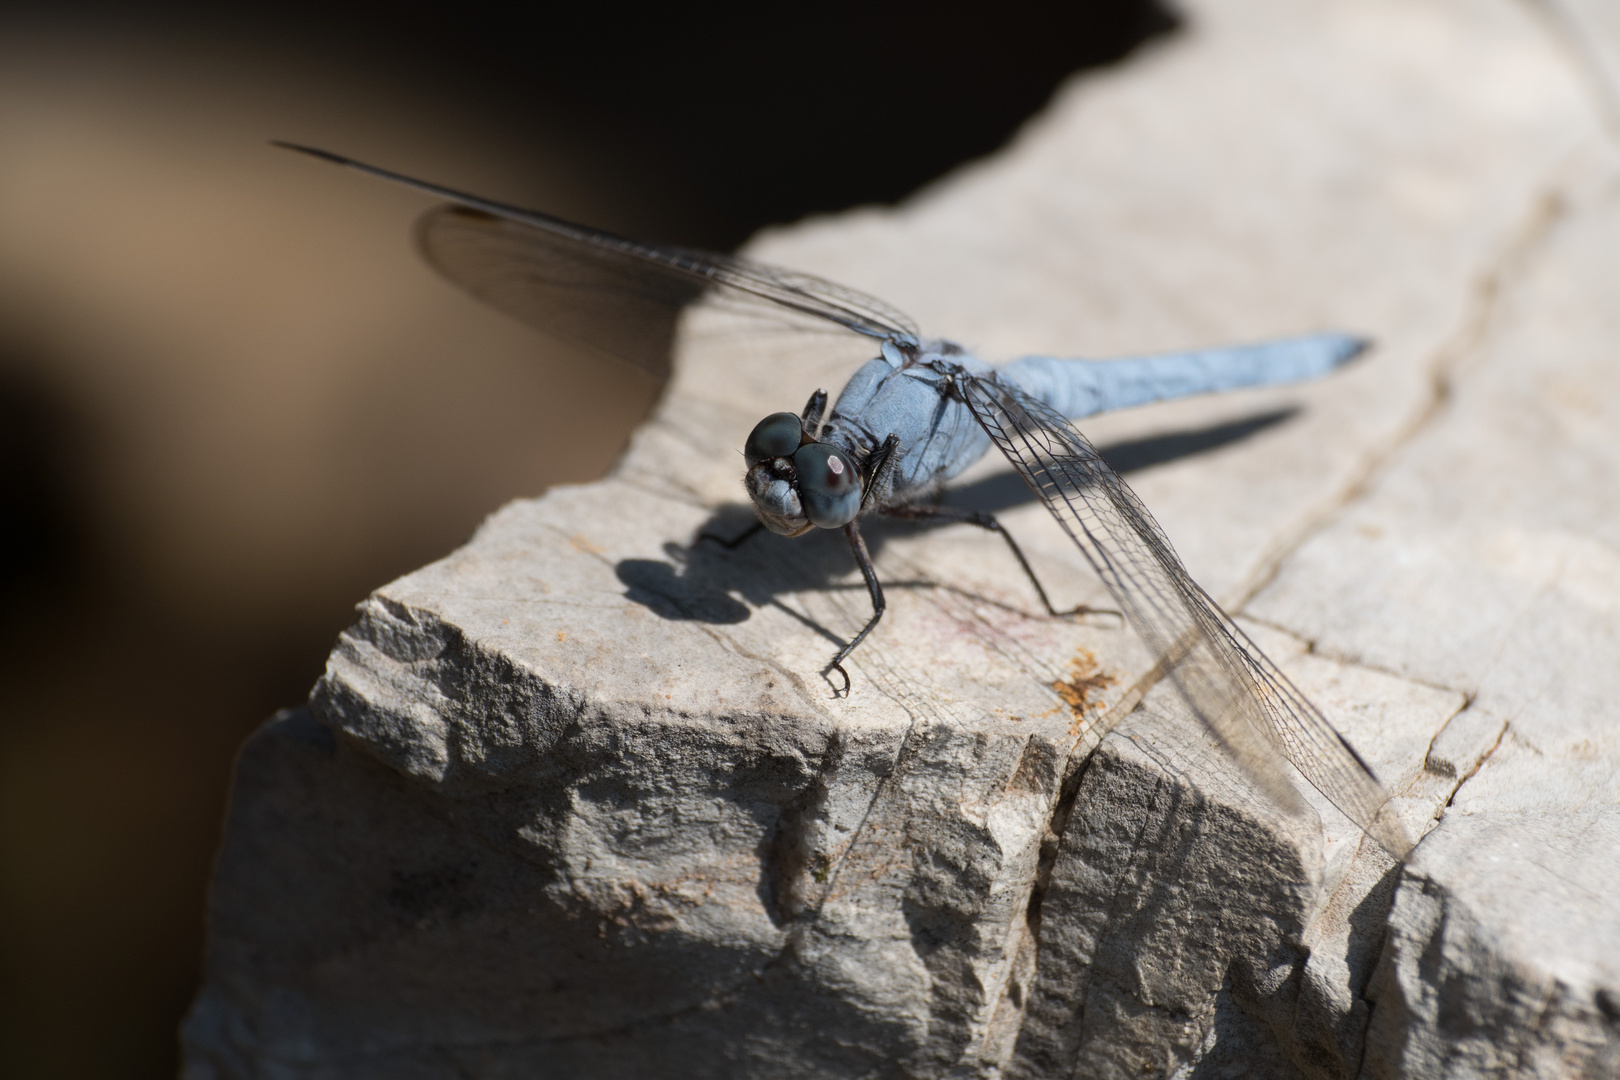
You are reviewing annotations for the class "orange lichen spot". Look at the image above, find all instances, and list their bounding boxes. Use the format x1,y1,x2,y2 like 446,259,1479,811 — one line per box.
1052,649,1116,732
556,631,567,642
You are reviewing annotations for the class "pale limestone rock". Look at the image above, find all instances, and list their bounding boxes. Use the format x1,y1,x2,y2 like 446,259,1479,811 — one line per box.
1361,811,1620,1080
1251,136,1620,1078
185,1,1616,1077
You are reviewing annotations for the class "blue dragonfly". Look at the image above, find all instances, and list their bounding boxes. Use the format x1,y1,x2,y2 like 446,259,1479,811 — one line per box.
277,143,1410,858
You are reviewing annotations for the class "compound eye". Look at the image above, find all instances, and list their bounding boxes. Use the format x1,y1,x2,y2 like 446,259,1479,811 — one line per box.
793,443,863,529
745,412,804,465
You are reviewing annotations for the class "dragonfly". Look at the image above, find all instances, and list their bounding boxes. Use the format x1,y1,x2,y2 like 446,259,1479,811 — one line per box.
276,142,1411,859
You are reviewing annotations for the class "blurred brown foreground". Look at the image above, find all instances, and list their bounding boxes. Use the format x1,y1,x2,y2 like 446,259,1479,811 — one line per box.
0,33,668,1080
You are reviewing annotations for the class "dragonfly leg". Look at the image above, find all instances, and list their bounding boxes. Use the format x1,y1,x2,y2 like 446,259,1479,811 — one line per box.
858,434,901,515
801,389,828,438
824,519,885,696
880,503,1113,619
698,519,766,549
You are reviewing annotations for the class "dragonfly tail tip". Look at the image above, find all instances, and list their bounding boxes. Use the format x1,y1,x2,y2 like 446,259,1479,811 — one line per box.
1330,333,1373,367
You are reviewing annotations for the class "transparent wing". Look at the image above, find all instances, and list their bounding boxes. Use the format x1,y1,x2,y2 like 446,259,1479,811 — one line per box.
958,369,1412,859
416,205,701,379
275,145,917,378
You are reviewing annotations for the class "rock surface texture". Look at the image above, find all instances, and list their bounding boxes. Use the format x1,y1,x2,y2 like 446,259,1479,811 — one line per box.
184,2,1620,1077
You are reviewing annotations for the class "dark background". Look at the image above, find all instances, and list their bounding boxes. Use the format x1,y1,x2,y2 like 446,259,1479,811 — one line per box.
0,2,1175,1075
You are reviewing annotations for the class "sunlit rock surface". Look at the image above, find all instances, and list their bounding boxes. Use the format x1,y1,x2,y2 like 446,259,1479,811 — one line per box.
183,1,1619,1076
1254,134,1620,1080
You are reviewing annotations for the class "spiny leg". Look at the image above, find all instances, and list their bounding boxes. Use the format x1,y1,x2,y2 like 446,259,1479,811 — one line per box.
801,389,828,437
858,434,901,515
879,503,1114,619
824,519,885,696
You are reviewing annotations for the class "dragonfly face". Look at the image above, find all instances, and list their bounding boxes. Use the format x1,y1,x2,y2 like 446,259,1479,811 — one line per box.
744,411,863,535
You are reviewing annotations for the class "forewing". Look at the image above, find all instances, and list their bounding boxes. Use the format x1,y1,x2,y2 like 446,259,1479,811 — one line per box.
279,145,917,377
958,370,1412,859
417,206,921,380
417,206,698,378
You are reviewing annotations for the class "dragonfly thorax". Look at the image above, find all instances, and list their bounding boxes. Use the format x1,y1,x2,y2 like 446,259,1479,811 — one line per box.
744,412,863,535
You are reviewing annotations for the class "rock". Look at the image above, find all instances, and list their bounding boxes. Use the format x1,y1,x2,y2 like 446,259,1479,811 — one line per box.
1361,812,1620,1080
1252,65,1620,1076
183,1,1618,1077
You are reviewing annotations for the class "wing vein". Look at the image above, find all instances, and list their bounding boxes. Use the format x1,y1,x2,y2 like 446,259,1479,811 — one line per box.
957,369,1410,858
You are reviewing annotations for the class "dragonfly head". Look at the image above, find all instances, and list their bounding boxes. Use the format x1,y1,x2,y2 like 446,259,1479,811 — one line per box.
744,412,862,535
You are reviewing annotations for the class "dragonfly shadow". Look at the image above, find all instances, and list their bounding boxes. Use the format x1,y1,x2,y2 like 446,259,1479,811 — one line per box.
615,556,753,624
614,406,1297,627
616,521,893,648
